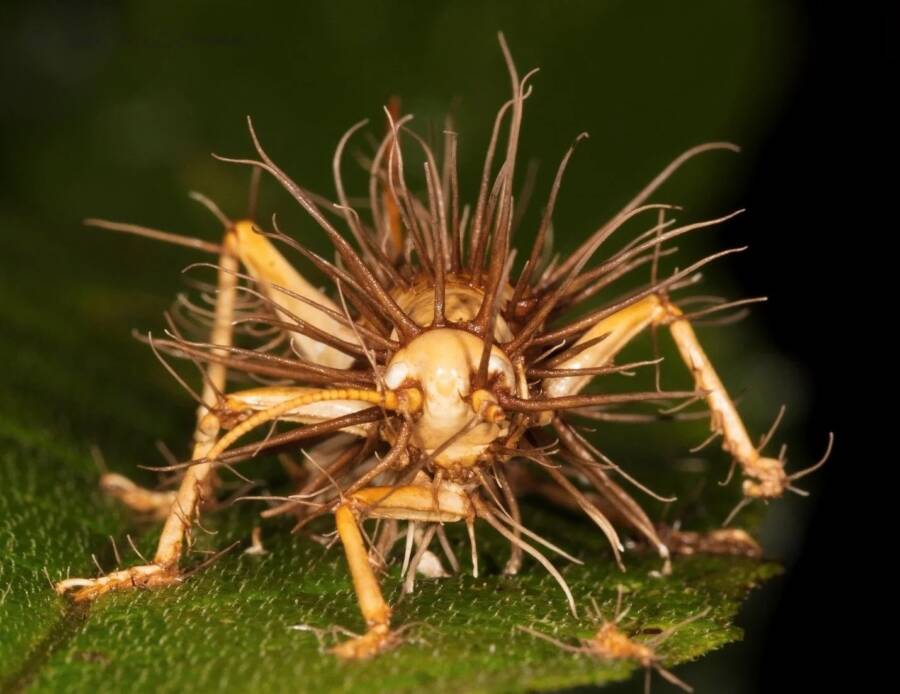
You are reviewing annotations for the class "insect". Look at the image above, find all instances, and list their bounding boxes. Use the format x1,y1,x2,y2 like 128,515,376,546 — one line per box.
519,587,711,693
55,34,830,660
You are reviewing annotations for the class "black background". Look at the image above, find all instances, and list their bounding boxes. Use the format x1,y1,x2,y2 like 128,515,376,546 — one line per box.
728,4,882,691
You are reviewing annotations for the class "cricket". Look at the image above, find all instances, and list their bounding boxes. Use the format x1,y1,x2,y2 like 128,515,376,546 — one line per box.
54,34,831,661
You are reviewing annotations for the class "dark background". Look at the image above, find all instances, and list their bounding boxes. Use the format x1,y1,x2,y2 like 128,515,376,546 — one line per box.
676,4,878,692
725,4,881,691
0,1,879,691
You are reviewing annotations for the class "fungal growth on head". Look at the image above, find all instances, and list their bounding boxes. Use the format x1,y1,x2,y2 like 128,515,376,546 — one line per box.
58,32,830,666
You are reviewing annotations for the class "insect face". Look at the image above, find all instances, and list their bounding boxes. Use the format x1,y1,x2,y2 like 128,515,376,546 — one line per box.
384,324,515,469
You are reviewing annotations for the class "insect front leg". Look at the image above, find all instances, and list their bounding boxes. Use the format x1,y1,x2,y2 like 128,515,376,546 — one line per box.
230,220,361,369
331,483,472,660
57,232,241,600
544,293,788,500
97,217,364,513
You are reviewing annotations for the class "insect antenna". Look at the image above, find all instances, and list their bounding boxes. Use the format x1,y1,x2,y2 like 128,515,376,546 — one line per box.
141,408,382,473
497,389,701,413
201,388,417,476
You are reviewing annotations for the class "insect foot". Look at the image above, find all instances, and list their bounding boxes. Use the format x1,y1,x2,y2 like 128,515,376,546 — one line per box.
742,456,788,498
55,564,180,602
330,624,399,660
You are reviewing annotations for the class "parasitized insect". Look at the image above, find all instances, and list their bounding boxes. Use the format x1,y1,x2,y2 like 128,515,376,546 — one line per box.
54,33,830,660
519,587,712,693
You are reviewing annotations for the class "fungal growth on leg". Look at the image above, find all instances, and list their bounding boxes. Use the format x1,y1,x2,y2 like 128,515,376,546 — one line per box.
56,32,831,661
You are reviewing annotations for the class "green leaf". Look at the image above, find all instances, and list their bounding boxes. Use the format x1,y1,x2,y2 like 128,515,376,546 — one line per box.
1,448,778,694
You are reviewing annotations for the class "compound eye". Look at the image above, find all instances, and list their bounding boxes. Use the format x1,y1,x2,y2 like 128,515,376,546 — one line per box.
384,361,410,389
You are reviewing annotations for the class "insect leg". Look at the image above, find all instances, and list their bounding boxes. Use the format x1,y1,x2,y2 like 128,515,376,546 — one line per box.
56,233,241,600
230,221,361,369
332,483,471,659
542,293,787,499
